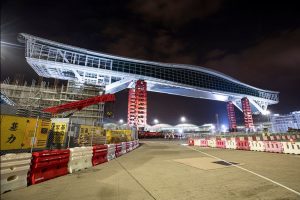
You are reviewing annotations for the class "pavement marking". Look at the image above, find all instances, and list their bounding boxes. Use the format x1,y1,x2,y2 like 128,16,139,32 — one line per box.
186,146,300,197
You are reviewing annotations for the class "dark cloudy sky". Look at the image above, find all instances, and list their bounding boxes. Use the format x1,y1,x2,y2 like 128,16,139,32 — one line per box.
1,0,300,126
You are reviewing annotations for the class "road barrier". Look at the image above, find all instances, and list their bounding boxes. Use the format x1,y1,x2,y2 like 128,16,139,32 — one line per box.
264,141,283,153
200,139,208,147
68,147,93,173
107,144,116,160
133,140,139,149
121,142,127,155
188,138,194,146
207,139,216,148
225,140,237,149
249,141,265,152
29,149,70,185
236,140,250,150
115,143,122,157
126,141,133,152
92,145,108,166
282,142,300,154
1,153,32,193
193,139,201,146
216,140,226,148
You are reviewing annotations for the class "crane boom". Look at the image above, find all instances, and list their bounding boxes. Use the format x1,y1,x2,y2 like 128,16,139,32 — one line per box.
43,94,115,114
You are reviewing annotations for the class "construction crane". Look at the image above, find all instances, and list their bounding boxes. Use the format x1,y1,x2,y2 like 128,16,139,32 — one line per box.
43,94,115,117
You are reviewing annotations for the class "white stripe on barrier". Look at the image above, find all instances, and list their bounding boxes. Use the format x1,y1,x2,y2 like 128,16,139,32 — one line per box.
282,142,300,155
1,153,32,194
249,141,265,152
107,144,116,161
68,147,93,173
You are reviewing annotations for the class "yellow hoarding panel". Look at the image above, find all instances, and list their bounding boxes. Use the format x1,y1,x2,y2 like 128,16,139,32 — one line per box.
0,115,51,150
51,122,67,144
1,115,28,150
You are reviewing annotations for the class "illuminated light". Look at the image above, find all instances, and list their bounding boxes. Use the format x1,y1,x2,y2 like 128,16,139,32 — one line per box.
211,125,215,129
263,110,271,115
153,119,159,124
119,119,124,124
180,116,186,122
178,129,183,134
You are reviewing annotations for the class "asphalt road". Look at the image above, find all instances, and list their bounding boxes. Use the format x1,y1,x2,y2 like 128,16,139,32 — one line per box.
2,140,300,200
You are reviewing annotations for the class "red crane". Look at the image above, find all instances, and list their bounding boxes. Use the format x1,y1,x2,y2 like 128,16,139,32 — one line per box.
43,94,115,114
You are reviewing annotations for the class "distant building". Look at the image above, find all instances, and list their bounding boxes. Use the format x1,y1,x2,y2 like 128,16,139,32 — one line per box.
270,111,300,133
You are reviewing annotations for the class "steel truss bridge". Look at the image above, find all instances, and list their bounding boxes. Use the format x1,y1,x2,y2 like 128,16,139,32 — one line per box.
18,33,279,115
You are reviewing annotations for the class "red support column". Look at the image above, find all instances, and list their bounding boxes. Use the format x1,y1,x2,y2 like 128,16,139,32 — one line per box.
135,80,147,129
227,101,237,132
127,80,147,129
127,88,136,127
241,97,254,130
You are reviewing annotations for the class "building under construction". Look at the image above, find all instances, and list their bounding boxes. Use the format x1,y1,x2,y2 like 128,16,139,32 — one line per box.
1,80,105,125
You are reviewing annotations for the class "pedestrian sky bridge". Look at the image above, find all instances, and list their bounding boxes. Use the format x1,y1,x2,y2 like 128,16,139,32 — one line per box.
18,33,278,115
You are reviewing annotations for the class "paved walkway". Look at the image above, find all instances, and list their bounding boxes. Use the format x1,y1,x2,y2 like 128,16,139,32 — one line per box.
2,140,300,200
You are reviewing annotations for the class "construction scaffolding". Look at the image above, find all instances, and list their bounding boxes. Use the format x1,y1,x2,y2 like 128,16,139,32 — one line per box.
1,80,105,125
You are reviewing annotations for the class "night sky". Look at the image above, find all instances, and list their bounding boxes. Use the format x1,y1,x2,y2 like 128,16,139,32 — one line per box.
1,0,300,126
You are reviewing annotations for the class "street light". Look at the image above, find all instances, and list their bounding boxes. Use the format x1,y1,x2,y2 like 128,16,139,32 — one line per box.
119,119,124,124
180,116,186,123
153,119,159,124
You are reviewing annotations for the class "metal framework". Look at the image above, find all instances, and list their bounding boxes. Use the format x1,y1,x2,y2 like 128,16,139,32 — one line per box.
18,33,279,115
227,101,237,132
241,97,254,130
43,94,115,114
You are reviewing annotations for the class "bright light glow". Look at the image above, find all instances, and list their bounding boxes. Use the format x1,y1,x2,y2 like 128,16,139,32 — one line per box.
180,116,186,122
263,110,271,115
119,119,124,124
221,124,227,132
211,125,215,129
153,119,159,124
178,129,183,133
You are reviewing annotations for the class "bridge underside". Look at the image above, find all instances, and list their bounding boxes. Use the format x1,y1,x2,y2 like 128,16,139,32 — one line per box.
26,57,275,115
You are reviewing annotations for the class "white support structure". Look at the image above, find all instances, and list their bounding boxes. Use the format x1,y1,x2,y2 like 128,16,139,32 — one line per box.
18,33,279,114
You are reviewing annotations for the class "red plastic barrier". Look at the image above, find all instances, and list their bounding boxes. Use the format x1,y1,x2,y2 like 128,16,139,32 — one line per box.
115,143,122,157
200,139,208,147
264,141,283,153
29,149,70,185
216,140,226,148
236,140,250,150
92,145,108,166
126,142,133,152
188,138,194,146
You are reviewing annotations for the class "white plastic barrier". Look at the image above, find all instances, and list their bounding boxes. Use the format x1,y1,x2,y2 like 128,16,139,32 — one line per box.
1,153,32,194
194,139,201,146
68,147,93,173
282,142,300,155
225,140,237,149
249,141,265,152
207,139,216,148
107,144,116,161
121,142,127,154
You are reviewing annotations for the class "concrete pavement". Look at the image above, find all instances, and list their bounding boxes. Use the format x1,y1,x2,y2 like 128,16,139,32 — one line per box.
2,140,300,200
